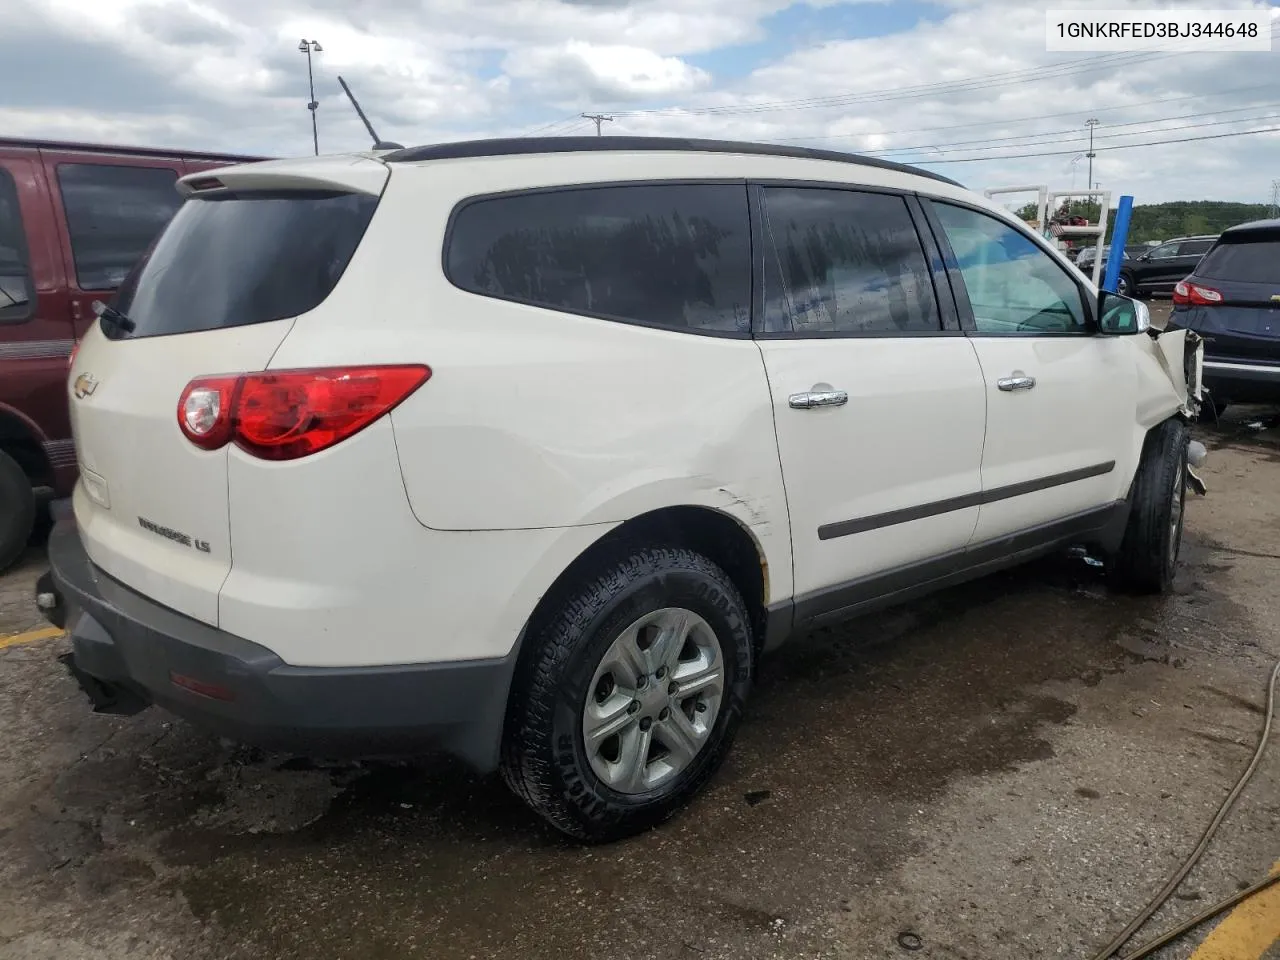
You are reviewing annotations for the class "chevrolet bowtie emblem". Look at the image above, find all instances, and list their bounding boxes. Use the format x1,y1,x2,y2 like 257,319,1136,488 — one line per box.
73,373,99,399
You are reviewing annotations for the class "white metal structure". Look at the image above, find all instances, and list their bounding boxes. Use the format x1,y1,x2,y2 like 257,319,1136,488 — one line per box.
1048,188,1113,285
45,139,1202,841
983,184,1050,234
985,185,1114,285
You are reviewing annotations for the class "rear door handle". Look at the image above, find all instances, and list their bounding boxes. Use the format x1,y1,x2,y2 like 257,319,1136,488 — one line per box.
789,389,849,409
996,374,1036,392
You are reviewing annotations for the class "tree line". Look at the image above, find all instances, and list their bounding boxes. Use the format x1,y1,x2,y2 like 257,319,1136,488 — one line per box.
1012,199,1272,244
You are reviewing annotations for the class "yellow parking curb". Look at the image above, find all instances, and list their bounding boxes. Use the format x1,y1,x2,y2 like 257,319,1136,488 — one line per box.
0,626,64,650
1188,861,1280,960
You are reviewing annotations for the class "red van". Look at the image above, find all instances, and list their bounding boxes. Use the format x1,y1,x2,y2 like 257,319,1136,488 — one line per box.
0,138,264,570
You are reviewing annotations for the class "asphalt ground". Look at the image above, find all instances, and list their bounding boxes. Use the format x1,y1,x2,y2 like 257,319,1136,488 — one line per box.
1,395,1277,960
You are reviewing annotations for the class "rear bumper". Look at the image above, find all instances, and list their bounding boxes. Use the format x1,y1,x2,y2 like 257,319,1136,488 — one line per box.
1201,359,1280,403
39,509,517,770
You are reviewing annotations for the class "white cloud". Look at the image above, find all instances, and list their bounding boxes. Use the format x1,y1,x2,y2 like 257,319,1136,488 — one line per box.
1,0,1277,202
505,42,711,102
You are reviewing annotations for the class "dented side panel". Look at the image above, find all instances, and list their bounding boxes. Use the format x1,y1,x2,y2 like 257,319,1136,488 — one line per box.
1116,327,1204,499
1145,326,1204,419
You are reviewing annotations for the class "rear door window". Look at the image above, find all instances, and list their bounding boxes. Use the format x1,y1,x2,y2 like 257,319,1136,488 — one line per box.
110,190,379,339
1177,239,1215,258
56,164,181,291
0,168,32,321
1196,238,1280,283
757,186,940,335
446,183,751,334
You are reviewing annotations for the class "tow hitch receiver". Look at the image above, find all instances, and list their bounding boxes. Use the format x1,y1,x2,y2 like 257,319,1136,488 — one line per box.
34,572,65,629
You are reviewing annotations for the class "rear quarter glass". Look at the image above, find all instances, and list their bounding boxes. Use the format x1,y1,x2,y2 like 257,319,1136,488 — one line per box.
107,190,379,339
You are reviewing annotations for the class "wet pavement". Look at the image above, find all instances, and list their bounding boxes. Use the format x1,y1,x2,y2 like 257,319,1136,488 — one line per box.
2,406,1279,960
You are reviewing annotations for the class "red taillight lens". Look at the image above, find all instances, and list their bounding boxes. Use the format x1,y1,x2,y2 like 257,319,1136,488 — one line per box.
177,365,430,460
235,366,431,460
1173,280,1222,306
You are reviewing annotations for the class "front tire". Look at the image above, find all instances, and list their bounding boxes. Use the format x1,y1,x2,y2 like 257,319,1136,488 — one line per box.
500,546,753,842
0,449,35,573
1109,418,1189,593
1117,271,1136,297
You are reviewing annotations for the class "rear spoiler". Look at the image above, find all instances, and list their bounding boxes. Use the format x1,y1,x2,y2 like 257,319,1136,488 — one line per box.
176,155,389,198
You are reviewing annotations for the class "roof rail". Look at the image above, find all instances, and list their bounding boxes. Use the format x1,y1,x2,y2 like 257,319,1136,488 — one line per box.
380,136,964,187
0,136,267,163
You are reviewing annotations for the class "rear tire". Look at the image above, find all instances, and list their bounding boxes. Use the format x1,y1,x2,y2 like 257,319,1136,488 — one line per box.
500,545,753,842
1109,418,1189,594
0,449,35,573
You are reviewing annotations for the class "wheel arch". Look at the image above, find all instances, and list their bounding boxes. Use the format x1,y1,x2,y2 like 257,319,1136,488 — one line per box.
0,403,52,486
518,505,775,671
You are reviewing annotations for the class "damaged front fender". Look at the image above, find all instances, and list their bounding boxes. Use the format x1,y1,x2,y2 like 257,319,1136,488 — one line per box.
1133,325,1208,493
1135,326,1205,423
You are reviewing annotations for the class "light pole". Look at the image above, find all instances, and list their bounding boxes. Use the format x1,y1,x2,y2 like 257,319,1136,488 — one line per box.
1085,118,1099,193
299,39,323,155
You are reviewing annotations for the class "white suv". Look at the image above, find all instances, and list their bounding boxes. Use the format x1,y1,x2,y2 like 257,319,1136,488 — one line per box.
40,137,1203,841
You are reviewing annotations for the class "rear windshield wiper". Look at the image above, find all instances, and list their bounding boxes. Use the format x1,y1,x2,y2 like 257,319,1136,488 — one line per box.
92,300,136,334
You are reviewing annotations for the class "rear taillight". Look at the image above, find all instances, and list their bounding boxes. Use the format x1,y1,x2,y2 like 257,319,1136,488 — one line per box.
177,365,430,460
1172,280,1223,306
179,375,239,450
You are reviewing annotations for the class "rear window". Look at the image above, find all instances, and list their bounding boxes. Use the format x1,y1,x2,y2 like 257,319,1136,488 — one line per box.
1196,237,1280,284
445,184,751,334
110,190,378,339
759,187,940,335
57,164,181,291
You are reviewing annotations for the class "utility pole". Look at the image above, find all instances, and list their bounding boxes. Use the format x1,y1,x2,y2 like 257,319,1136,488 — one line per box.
1270,179,1280,218
1085,118,1099,193
299,39,323,155
581,113,613,136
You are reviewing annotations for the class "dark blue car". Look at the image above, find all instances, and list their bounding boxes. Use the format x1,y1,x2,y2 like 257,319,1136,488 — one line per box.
1167,219,1280,411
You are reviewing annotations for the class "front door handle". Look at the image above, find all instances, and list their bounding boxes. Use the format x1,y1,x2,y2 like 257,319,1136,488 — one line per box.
789,389,848,409
996,374,1036,392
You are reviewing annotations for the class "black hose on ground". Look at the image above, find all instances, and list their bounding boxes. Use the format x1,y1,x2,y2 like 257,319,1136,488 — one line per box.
1088,657,1280,960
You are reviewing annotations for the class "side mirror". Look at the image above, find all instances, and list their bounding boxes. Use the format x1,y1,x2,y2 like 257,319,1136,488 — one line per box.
1138,253,1151,262
1097,290,1150,335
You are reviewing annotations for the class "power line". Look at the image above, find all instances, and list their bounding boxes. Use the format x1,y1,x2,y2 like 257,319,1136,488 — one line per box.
537,118,594,137
916,124,1280,164
770,84,1279,145
861,100,1280,157
520,114,582,136
862,106,1280,159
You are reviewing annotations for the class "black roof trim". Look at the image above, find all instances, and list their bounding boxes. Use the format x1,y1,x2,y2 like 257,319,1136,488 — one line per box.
0,136,266,163
1220,217,1280,238
381,136,964,188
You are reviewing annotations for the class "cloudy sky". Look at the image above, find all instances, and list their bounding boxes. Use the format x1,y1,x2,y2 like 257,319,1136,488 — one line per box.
3,0,1279,204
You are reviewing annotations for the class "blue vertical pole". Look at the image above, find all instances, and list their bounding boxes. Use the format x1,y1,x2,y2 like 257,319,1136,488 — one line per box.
1102,195,1134,293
